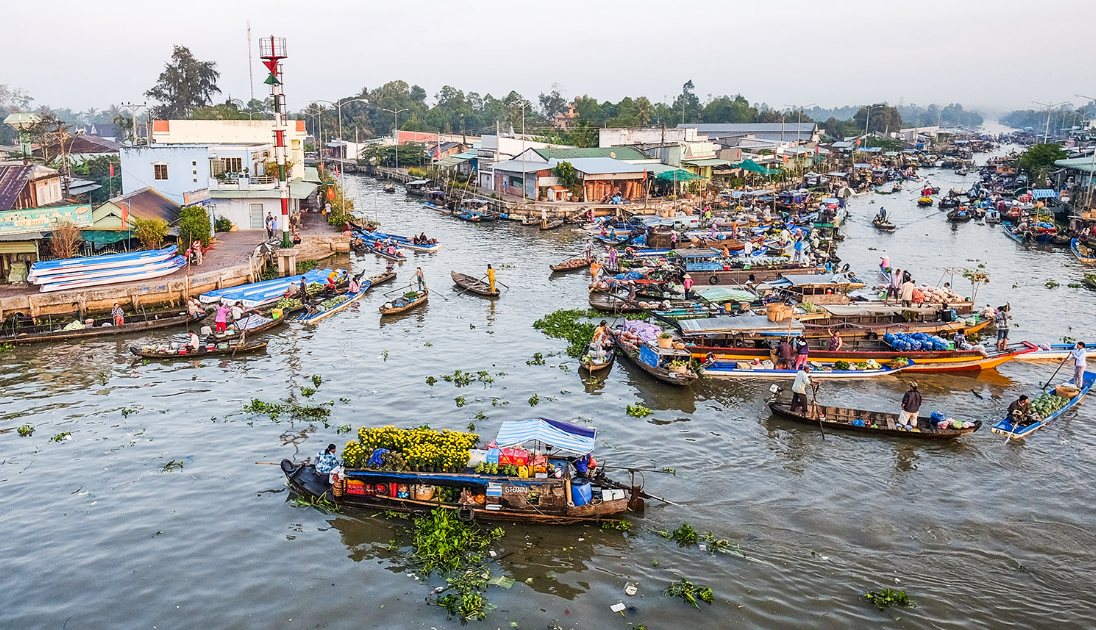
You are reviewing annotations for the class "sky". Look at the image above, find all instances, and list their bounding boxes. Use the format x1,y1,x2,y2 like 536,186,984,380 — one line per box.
3,0,1094,117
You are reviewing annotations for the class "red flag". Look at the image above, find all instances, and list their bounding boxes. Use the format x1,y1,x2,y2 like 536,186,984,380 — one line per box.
121,203,129,229
109,163,115,177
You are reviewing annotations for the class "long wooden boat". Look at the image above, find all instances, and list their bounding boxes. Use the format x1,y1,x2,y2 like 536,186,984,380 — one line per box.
589,293,642,313
705,359,912,379
550,257,590,272
990,371,1095,440
1013,340,1096,362
298,285,371,324
1,310,205,345
691,344,1033,372
451,271,499,297
521,215,541,226
208,309,298,342
280,418,644,524
768,401,981,439
1001,221,1025,243
130,340,268,359
40,256,187,292
540,219,565,230
1071,238,1096,265
361,231,441,253
379,288,428,315
613,335,698,386
368,242,407,262
364,271,397,288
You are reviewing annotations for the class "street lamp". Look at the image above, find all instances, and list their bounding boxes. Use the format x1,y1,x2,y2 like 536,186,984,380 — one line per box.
315,98,369,214
383,107,409,170
784,103,816,174
1032,100,1069,144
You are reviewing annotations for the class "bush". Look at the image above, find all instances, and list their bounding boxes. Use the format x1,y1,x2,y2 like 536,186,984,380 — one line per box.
49,221,83,259
214,216,233,232
179,206,212,248
130,217,169,250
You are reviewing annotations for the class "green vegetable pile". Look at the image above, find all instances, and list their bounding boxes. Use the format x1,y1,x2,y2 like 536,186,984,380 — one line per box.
1030,393,1069,418
276,297,302,310
864,588,915,610
320,295,348,309
834,360,851,371
533,309,597,358
471,462,526,476
305,282,324,296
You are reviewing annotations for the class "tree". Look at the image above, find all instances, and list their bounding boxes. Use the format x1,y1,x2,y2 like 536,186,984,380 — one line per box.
131,217,170,250
191,98,251,120
145,46,221,119
1018,143,1067,184
672,80,701,125
854,104,902,134
179,206,212,248
538,84,567,119
49,221,83,259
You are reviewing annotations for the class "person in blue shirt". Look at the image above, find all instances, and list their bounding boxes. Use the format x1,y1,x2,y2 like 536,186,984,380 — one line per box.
1069,342,1087,387
315,444,341,474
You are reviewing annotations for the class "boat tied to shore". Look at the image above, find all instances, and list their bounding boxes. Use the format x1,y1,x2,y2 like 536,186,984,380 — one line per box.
1,309,206,345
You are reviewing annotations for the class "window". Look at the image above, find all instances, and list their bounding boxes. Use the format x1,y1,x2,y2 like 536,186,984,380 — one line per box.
154,164,168,180
191,160,197,166
224,157,242,173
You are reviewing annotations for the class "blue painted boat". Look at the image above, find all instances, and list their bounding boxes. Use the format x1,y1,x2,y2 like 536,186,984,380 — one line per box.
199,269,337,307
39,256,187,292
1071,239,1095,265
991,371,1094,439
29,245,178,281
359,230,440,252
1001,221,1024,243
298,283,371,324
703,360,914,380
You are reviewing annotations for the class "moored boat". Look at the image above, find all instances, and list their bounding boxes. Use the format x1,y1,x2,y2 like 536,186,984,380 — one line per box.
550,257,590,273
281,419,645,524
1071,238,1096,265
1,309,205,345
705,358,912,379
298,284,371,324
451,271,499,297
380,288,428,315
540,219,565,230
130,339,268,359
613,334,698,386
767,400,981,439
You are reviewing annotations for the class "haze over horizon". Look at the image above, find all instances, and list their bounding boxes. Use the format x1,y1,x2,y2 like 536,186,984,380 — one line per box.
4,0,1093,117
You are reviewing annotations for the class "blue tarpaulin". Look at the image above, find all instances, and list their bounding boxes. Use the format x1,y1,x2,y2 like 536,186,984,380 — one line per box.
639,345,660,368
1030,189,1057,199
493,418,597,454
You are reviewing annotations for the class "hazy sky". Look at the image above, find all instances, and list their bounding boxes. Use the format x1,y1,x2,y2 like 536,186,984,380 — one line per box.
4,0,1093,116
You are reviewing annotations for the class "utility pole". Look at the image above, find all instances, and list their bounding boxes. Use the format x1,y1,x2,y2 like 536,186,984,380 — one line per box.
383,107,408,170
1033,100,1068,144
121,102,147,146
520,101,527,201
247,22,255,119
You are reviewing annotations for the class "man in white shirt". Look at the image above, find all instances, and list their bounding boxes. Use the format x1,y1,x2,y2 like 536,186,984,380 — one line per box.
1069,342,1087,387
791,365,812,412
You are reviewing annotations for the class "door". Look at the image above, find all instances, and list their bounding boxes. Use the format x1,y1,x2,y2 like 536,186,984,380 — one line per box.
249,203,265,229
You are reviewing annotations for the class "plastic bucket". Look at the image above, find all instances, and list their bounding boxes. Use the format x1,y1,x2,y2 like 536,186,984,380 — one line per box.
571,477,592,506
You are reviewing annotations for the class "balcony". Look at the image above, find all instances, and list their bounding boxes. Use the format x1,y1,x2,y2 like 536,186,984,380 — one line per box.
211,174,278,191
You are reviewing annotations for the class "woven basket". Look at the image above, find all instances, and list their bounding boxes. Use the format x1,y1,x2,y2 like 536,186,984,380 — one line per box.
1056,384,1080,399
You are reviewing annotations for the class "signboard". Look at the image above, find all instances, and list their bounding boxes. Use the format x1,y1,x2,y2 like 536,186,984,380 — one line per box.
0,204,92,236
183,188,211,207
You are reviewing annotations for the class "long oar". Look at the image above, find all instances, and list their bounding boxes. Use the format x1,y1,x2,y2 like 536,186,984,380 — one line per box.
810,381,825,440
1040,357,1070,389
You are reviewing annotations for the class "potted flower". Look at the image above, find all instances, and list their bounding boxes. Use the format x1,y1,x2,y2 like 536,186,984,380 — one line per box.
658,332,673,349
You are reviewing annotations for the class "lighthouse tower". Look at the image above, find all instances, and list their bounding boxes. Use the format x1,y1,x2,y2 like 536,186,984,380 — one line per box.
258,36,290,247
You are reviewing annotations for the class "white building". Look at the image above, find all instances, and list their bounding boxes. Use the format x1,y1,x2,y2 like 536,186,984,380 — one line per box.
150,119,308,180
599,127,706,147
476,135,569,191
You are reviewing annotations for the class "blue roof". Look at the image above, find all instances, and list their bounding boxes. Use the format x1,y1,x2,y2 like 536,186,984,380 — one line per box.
493,418,596,454
1030,189,1057,199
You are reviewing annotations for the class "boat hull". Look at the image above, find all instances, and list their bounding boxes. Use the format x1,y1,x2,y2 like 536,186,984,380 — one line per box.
990,371,1094,439
768,402,980,439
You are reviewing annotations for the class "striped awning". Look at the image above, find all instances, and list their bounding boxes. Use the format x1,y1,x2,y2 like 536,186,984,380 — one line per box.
493,418,596,454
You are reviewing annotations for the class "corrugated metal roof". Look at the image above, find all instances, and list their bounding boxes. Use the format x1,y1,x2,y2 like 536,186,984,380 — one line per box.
493,159,557,174
679,122,816,134
679,313,803,335
534,146,648,161
0,164,34,212
0,230,43,242
566,157,646,175
1054,157,1096,173
682,157,731,167
99,187,181,224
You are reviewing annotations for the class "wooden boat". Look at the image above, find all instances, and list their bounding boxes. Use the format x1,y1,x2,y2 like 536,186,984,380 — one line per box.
1,310,205,345
540,218,565,230
1071,239,1096,265
990,371,1094,440
364,271,397,288
939,197,959,209
521,215,542,226
383,182,396,194
872,217,896,232
130,340,268,359
550,257,590,273
369,242,407,262
768,401,981,439
580,344,615,373
451,271,499,297
209,309,297,342
947,208,972,222
705,359,913,379
29,245,178,281
1001,221,1025,243
379,288,428,315
917,197,934,207
280,418,645,524
299,285,371,324
692,344,1030,372
589,292,642,313
363,231,441,253
1014,340,1096,362
613,335,698,386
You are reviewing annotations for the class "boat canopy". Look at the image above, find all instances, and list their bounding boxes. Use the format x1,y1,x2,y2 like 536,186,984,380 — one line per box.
406,179,430,186
679,313,804,336
494,418,597,454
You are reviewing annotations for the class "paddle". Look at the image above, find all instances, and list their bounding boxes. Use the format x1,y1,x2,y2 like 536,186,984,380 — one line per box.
810,381,825,440
1040,356,1070,390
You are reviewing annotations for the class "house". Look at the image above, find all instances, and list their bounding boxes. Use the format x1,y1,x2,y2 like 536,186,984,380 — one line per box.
516,146,654,164
84,187,181,250
599,127,706,147
0,163,64,211
426,141,467,160
491,157,647,201
677,122,819,145
551,101,579,130
39,134,122,163
119,143,318,231
476,135,570,191
150,119,308,180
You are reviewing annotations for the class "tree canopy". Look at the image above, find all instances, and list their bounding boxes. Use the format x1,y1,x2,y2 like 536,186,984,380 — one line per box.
1017,143,1067,182
145,46,221,119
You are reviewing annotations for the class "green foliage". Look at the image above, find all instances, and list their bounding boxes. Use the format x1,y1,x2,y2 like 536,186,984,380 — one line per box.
17,424,33,437
51,432,71,442
145,45,221,119
295,259,319,273
854,103,903,134
864,588,915,611
600,520,632,532
532,309,596,358
159,459,184,472
626,404,652,418
0,342,13,353
658,523,699,545
214,216,233,232
179,206,212,248
411,507,504,575
1018,143,1068,182
665,578,715,608
130,217,170,250
69,154,121,204
526,352,545,366
555,161,579,188
243,398,332,422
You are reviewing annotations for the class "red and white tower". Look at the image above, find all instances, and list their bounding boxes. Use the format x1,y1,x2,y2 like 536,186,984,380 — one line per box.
259,36,291,247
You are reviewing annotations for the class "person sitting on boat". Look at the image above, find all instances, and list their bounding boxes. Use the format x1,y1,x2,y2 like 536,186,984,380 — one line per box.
187,298,204,319
574,453,597,479
314,443,342,484
419,232,428,244
1007,395,1038,426
775,338,794,370
791,365,812,412
899,382,923,430
111,303,125,327
187,331,201,351
592,320,613,348
348,277,360,294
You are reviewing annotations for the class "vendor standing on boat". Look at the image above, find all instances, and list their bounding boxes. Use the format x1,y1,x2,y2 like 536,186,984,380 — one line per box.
1069,342,1088,386
791,365,812,412
584,238,594,260
829,330,843,351
994,304,1012,352
214,303,229,333
877,207,888,222
794,337,810,370
111,303,125,326
899,382,923,430
487,264,496,293
413,267,427,292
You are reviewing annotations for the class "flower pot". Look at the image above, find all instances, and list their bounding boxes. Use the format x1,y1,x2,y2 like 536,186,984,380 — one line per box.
658,337,673,349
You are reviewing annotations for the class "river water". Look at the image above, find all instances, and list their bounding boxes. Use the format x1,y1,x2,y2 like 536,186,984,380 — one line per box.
2,144,1094,630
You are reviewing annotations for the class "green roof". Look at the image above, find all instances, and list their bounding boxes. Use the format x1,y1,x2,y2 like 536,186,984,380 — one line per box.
534,146,648,161
209,180,319,200
1055,157,1096,174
